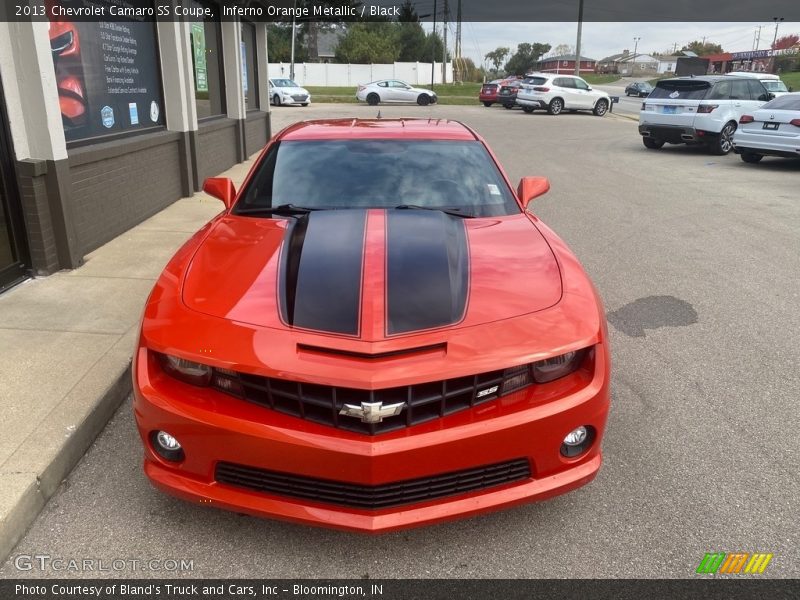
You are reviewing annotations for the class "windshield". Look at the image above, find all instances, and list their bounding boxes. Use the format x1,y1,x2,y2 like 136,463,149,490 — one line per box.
272,79,298,88
762,94,800,110
649,80,711,100
235,140,520,218
762,80,789,93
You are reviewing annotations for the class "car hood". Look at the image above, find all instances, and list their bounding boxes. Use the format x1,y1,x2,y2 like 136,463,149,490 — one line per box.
182,210,561,341
277,86,308,95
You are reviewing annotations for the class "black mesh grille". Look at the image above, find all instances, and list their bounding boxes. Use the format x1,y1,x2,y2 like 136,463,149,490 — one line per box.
215,459,531,510
211,365,533,435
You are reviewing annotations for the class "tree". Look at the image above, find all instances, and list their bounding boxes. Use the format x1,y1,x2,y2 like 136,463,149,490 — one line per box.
453,57,485,82
551,44,574,56
681,40,723,56
772,34,800,50
267,23,307,63
504,42,551,76
334,22,400,64
484,47,510,74
394,1,428,61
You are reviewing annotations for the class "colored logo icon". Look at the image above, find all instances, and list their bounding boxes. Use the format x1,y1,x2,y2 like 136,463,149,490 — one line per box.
696,552,773,574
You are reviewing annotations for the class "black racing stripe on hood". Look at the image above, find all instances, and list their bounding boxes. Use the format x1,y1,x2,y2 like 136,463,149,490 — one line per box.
386,210,469,335
279,210,367,335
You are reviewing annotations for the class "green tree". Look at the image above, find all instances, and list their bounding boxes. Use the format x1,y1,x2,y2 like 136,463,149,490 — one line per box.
484,47,510,74
681,40,723,56
504,42,551,75
453,57,484,82
394,1,427,61
335,22,400,64
267,23,307,63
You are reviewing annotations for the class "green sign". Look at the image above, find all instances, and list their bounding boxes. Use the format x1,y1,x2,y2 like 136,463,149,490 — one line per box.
191,22,208,93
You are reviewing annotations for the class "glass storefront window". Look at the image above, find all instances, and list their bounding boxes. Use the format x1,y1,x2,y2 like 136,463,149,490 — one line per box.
190,0,226,119
240,22,259,111
47,1,165,142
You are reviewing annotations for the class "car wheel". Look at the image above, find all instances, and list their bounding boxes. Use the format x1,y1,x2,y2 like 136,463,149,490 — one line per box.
642,137,665,149
522,106,535,113
273,94,281,107
740,151,763,163
593,99,609,116
548,98,563,115
301,103,309,107
417,94,431,106
710,121,736,155
482,101,492,107
503,103,514,109
367,93,380,106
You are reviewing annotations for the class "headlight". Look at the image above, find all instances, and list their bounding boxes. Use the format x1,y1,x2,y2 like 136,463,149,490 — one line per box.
158,353,211,386
532,349,587,383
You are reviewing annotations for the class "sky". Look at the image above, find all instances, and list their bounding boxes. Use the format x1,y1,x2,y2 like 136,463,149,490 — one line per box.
425,22,800,66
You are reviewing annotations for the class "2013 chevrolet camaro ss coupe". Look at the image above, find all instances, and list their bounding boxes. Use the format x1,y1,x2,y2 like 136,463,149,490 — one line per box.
133,118,610,532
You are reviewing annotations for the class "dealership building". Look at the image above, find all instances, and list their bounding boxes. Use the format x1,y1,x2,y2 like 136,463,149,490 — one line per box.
0,1,272,292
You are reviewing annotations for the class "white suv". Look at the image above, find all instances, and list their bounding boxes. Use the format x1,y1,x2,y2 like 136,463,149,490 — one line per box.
516,74,611,116
639,75,771,154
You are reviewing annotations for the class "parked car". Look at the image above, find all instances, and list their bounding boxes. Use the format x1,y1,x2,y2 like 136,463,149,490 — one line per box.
727,72,791,97
497,77,541,109
269,78,311,107
356,80,437,106
479,78,516,107
133,118,611,532
624,82,653,97
516,74,611,116
732,93,800,163
638,75,772,154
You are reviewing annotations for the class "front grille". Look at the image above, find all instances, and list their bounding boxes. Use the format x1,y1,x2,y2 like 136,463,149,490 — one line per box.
291,94,308,101
215,458,531,510
212,365,534,435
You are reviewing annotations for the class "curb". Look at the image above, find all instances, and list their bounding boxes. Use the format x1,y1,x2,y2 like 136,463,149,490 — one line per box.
0,361,132,564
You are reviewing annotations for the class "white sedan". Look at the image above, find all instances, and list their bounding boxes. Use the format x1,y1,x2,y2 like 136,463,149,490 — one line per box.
269,78,311,107
356,80,437,106
732,93,800,163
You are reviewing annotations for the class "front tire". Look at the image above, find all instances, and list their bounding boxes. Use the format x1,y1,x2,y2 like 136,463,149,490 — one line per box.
503,103,514,109
483,101,492,107
642,137,665,149
272,94,281,107
522,106,535,113
710,121,736,155
548,98,564,115
593,99,609,116
740,151,763,163
367,93,380,106
417,94,431,106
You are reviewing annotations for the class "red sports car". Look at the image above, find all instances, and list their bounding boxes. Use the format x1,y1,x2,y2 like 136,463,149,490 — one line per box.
133,118,610,532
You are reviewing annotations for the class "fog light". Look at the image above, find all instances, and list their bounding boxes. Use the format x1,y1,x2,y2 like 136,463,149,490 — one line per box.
563,426,587,447
560,425,594,458
151,430,185,462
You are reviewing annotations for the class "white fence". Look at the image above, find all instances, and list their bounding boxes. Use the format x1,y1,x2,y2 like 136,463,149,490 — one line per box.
267,62,454,87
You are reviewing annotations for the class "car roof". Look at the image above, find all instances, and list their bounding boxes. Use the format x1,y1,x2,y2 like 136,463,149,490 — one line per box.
277,119,478,141
658,75,759,83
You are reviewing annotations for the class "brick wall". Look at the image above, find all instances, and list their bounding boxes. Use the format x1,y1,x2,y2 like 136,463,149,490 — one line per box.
245,112,268,157
196,120,238,184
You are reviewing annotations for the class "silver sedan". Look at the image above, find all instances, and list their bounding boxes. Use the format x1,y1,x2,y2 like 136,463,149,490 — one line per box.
356,80,437,106
732,93,800,163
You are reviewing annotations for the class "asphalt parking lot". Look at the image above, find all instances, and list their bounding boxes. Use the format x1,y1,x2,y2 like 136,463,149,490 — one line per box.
3,103,799,579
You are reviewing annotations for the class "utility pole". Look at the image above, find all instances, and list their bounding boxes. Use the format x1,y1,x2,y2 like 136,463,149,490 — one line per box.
431,0,437,90
632,36,640,77
455,0,462,82
289,0,297,81
770,17,784,72
573,0,584,76
753,25,762,50
442,0,449,84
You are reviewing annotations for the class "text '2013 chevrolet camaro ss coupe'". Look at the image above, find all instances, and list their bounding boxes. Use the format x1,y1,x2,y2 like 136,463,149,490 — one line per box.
133,118,610,532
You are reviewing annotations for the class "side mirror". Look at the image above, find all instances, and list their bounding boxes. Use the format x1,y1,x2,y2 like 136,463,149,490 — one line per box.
768,92,776,100
517,176,550,209
202,177,236,209
789,86,794,92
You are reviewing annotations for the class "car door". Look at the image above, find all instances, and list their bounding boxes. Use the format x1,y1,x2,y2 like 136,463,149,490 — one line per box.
572,77,594,109
553,78,576,108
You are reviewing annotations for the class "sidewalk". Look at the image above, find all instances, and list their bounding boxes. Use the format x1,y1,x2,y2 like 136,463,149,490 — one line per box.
0,157,256,562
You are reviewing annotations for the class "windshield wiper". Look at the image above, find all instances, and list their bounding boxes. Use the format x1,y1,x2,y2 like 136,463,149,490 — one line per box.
235,204,322,217
394,205,474,218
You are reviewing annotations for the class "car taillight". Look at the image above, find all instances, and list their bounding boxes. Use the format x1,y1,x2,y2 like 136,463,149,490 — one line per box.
533,86,550,92
357,85,365,92
697,104,718,113
739,115,755,123
790,119,800,127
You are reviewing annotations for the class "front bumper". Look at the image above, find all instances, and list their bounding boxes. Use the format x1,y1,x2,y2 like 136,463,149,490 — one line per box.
133,345,610,532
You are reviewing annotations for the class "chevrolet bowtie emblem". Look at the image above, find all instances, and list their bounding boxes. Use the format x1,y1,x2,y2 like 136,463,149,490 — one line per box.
339,401,406,424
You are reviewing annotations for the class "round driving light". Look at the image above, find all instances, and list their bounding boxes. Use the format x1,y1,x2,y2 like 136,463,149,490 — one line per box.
150,430,185,462
563,426,587,447
156,431,181,450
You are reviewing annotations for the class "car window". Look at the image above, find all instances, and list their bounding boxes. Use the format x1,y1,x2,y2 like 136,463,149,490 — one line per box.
391,81,409,88
729,80,751,100
525,77,547,85
762,94,800,110
272,79,296,88
650,80,711,100
236,140,521,218
708,81,732,99
762,80,789,93
573,78,589,90
377,81,388,87
554,78,575,88
747,80,770,102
